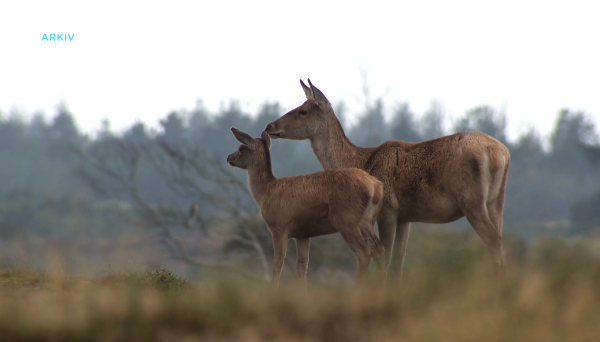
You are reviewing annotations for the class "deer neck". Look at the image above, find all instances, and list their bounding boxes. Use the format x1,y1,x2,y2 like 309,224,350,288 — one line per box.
310,117,372,170
246,157,276,205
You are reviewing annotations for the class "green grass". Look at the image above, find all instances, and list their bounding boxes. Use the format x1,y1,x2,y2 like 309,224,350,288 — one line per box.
1,234,600,341
97,267,192,293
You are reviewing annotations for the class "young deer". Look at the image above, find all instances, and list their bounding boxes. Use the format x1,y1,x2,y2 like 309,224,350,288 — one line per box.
265,79,511,283
226,127,386,291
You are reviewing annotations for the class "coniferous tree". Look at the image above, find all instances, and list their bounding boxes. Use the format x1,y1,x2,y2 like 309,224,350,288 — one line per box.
454,105,507,144
124,122,151,143
420,100,445,140
159,111,187,144
351,98,387,147
550,109,599,174
50,102,80,142
390,102,421,142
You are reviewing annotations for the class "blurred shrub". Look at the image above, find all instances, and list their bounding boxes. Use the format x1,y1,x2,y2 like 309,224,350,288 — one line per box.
570,192,600,234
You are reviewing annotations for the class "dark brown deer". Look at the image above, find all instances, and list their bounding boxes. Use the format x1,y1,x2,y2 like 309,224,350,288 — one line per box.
226,127,386,290
265,79,511,283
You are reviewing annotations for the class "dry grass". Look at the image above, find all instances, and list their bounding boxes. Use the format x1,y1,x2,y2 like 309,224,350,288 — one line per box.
1,233,600,341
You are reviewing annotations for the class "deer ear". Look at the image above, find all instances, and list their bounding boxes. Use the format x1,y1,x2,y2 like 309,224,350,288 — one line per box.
231,127,254,146
307,79,329,105
300,79,314,100
261,130,272,150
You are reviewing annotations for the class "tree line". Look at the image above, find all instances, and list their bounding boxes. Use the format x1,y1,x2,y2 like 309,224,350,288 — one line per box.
1,97,599,249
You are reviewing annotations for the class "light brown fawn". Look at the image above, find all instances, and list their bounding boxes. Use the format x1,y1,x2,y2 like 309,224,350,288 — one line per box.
265,79,511,283
226,127,386,290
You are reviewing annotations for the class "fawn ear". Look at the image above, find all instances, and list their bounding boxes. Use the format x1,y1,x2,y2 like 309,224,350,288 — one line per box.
307,78,330,106
231,127,254,146
261,130,272,150
300,79,314,100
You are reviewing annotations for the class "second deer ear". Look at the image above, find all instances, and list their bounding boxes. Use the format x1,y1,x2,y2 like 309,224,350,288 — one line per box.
261,131,272,150
300,79,314,100
307,78,330,105
231,127,254,146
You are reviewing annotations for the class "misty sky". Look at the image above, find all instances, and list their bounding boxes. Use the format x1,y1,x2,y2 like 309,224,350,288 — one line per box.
1,0,598,143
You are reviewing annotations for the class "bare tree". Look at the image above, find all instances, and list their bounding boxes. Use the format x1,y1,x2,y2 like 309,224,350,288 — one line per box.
74,138,271,281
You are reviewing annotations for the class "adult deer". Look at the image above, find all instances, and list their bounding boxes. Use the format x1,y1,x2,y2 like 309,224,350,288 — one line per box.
265,79,511,282
226,127,386,291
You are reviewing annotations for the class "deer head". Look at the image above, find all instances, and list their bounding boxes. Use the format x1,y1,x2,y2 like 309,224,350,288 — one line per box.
265,79,335,140
226,127,272,170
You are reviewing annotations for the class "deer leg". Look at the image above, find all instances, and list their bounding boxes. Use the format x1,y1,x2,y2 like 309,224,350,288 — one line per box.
390,221,411,286
486,198,505,268
340,231,372,285
271,232,288,291
361,223,387,290
376,210,398,276
487,189,506,238
329,206,373,286
295,237,310,292
464,205,506,276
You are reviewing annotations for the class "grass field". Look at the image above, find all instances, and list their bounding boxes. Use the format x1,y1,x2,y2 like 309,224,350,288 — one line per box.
1,232,600,342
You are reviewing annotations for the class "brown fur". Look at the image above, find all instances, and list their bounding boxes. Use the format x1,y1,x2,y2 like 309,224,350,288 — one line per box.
265,79,511,283
226,127,386,291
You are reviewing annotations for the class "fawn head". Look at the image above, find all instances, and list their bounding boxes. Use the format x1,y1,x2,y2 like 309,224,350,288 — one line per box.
227,127,272,170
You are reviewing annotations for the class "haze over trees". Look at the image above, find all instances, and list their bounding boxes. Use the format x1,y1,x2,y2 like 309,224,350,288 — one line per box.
0,96,599,277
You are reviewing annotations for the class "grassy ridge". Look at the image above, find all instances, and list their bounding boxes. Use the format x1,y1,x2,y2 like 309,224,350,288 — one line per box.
1,235,600,341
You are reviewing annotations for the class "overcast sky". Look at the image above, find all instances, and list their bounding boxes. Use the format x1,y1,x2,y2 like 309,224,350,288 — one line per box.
1,0,598,143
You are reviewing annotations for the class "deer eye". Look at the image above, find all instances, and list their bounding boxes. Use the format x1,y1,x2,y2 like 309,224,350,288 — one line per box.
299,110,307,115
